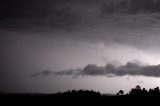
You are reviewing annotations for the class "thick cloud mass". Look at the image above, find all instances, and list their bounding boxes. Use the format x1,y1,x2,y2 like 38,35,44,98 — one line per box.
32,62,160,78
3,0,160,93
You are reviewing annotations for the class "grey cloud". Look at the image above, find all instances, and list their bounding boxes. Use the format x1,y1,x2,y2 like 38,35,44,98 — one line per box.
81,63,160,77
54,69,79,76
31,69,80,77
30,70,54,77
32,62,160,78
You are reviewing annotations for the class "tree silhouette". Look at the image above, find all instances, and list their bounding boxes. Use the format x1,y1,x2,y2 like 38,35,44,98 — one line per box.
135,85,141,90
118,90,124,95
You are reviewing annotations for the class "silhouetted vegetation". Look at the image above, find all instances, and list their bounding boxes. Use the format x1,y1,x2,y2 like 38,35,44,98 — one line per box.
128,85,160,96
41,85,160,97
117,90,124,95
2,85,160,104
55,90,101,97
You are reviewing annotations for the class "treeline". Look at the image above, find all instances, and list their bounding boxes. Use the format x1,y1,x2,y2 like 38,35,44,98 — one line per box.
1,86,160,105
55,90,101,97
128,85,160,96
56,85,160,97
100,0,160,15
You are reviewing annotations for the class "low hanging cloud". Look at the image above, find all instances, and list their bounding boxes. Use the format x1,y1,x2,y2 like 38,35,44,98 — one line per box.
31,62,160,78
30,70,54,77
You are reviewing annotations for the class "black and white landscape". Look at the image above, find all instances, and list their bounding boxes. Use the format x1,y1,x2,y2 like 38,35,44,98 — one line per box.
2,0,160,102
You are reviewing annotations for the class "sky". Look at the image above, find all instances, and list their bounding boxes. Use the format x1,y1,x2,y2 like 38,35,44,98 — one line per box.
2,0,160,94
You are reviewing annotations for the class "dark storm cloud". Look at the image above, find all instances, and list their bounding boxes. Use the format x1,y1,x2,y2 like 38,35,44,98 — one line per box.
0,0,106,21
0,0,83,29
2,0,160,32
32,62,160,78
0,0,54,19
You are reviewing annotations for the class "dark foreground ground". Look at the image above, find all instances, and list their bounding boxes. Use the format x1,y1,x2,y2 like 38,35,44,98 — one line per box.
0,93,159,105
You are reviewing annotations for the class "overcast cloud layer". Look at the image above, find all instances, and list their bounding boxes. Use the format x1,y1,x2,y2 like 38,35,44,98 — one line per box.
2,0,160,52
